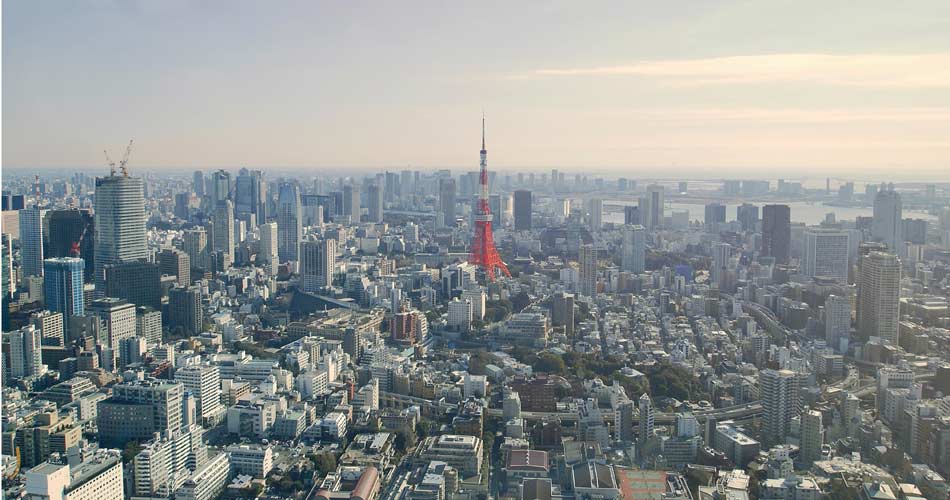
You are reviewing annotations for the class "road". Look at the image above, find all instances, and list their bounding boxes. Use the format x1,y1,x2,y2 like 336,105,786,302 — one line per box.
379,390,762,425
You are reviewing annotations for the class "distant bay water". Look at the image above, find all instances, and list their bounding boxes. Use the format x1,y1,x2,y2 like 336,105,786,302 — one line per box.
605,199,937,226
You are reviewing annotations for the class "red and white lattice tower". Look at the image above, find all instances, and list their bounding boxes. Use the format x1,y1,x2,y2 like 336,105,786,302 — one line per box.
469,116,510,281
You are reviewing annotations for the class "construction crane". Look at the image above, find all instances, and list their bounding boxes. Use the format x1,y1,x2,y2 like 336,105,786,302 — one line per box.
104,150,116,176
2,446,21,484
119,139,133,177
70,219,91,257
103,139,133,176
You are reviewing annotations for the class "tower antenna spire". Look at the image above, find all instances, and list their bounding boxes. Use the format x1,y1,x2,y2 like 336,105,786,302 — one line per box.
481,112,486,151
469,112,510,281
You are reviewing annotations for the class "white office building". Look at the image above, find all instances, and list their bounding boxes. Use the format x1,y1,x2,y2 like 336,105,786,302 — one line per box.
447,298,473,332
259,222,279,274
175,363,223,424
824,294,851,352
227,445,273,479
174,452,230,500
803,228,849,281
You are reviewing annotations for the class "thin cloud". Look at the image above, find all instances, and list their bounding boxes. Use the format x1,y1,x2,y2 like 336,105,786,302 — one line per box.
522,53,950,88
585,107,950,124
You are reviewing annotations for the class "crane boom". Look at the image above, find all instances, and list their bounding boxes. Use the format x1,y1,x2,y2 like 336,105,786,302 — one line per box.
119,139,133,177
104,150,116,176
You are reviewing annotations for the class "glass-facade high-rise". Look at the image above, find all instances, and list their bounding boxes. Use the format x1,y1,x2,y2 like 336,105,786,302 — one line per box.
94,174,147,295
277,182,301,263
43,257,85,325
19,206,44,278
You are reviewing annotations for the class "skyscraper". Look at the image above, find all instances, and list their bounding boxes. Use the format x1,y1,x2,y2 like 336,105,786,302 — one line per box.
872,183,902,251
87,297,137,350
579,244,597,297
32,310,65,346
800,409,824,464
824,294,851,352
642,184,665,230
300,194,324,227
803,228,849,281
761,204,791,264
759,369,801,447
857,252,901,345
175,363,222,424
182,228,210,271
193,171,205,197
8,325,44,379
300,239,335,293
168,286,203,336
439,178,456,228
711,242,731,287
367,183,383,223
343,183,360,223
589,198,603,230
210,169,232,205
623,205,640,225
234,168,265,222
621,225,646,274
552,292,575,337
94,173,147,294
212,200,235,267
136,306,163,345
736,203,759,232
513,190,532,231
638,393,654,444
705,203,726,232
19,206,44,278
46,209,94,283
43,257,85,327
1,234,13,299
158,248,191,286
277,182,302,263
103,261,162,309
258,222,278,275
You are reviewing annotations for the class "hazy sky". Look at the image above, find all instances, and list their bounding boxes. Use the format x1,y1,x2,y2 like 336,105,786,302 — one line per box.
4,1,950,176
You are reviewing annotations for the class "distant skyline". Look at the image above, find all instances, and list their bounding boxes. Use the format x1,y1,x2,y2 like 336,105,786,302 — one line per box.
4,1,950,176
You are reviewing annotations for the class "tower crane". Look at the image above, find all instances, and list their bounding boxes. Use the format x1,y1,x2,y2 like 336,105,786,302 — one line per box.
119,139,133,177
70,219,91,257
104,150,116,176
103,139,133,176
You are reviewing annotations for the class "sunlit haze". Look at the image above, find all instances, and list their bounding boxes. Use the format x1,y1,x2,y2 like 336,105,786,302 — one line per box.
4,1,950,177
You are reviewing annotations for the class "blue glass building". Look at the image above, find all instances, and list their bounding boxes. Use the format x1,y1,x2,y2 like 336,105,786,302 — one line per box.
43,257,85,325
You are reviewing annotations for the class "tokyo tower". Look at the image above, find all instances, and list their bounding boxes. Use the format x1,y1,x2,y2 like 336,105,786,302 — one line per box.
469,116,511,281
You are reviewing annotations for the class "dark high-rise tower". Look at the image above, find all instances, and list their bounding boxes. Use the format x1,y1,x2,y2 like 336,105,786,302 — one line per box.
762,204,791,264
468,116,510,281
513,190,532,231
439,178,456,228
46,209,95,283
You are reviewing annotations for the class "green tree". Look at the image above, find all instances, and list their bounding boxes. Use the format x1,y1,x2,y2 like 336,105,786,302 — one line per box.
535,352,566,375
310,451,337,475
122,440,142,463
467,351,498,375
416,419,433,439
